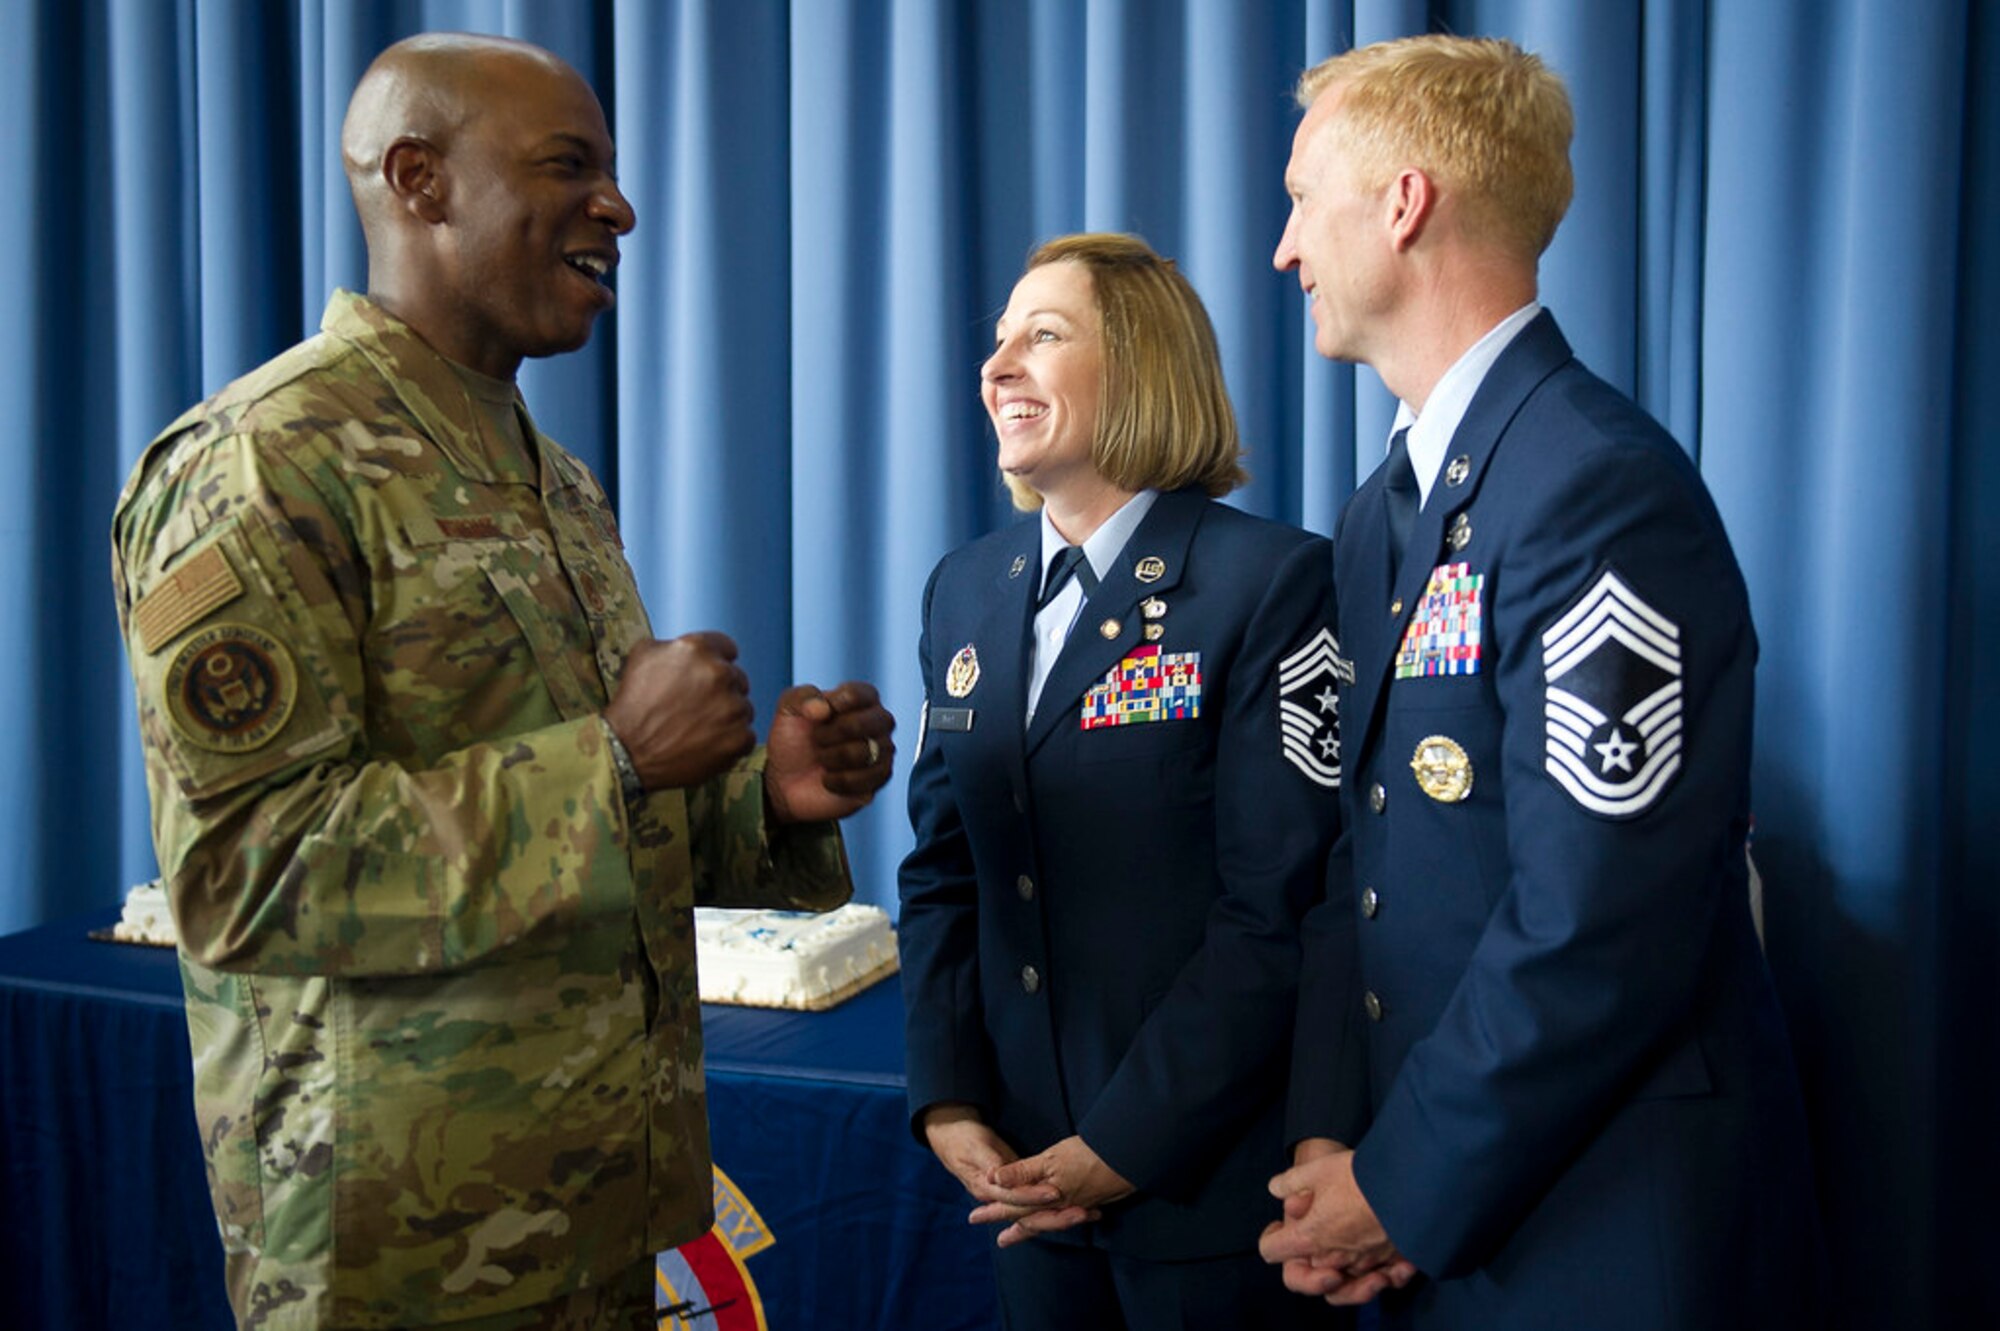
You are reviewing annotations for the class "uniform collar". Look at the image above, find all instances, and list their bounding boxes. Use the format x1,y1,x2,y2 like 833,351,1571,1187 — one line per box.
1395,300,1541,506
321,290,562,488
1037,489,1159,586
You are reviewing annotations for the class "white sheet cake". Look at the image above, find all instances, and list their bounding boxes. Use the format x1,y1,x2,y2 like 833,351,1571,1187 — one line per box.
111,880,176,947
693,903,899,1010
109,882,899,1012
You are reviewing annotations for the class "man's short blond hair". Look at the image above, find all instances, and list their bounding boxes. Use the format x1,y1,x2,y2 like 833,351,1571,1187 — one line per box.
1296,35,1574,260
1002,233,1246,511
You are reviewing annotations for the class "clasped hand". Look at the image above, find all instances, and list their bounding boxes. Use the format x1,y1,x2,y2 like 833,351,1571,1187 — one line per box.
923,1108,1133,1248
1259,1138,1418,1305
604,632,894,819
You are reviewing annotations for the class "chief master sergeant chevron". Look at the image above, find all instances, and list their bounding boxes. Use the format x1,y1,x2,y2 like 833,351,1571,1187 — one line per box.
1260,35,1826,1329
110,32,895,1331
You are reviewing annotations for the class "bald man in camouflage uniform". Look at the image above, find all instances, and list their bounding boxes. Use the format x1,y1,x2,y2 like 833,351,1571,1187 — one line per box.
110,33,896,1331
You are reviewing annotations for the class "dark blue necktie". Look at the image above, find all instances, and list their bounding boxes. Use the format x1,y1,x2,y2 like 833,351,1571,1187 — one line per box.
1383,427,1418,582
1038,545,1098,608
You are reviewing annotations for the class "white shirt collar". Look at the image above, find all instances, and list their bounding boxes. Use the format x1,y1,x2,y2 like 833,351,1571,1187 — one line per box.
1038,488,1159,585
1026,489,1158,726
1393,301,1541,506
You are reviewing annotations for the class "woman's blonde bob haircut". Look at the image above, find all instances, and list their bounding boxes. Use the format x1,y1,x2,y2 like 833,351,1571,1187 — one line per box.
1000,233,1247,511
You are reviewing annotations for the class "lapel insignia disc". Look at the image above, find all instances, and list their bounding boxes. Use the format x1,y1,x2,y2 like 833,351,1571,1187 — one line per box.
1445,455,1471,487
1396,562,1485,678
1009,554,1027,578
945,644,981,698
163,622,298,753
1080,645,1201,728
1134,556,1166,583
1277,626,1349,789
1542,567,1683,818
1411,735,1473,802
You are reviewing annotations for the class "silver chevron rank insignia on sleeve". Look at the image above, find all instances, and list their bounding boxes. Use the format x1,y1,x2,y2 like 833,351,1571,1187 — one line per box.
1542,567,1683,817
1279,627,1349,788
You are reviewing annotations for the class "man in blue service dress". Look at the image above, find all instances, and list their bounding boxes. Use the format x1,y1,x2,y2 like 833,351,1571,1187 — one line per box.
1260,35,1827,1330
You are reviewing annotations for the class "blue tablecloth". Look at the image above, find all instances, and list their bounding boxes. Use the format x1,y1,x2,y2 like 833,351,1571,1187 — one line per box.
0,910,999,1331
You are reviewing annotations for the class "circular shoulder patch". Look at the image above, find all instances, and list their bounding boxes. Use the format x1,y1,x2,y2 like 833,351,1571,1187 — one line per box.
163,622,298,753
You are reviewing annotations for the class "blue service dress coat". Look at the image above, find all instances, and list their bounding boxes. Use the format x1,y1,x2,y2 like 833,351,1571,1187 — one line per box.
1290,312,1826,1328
900,486,1365,1261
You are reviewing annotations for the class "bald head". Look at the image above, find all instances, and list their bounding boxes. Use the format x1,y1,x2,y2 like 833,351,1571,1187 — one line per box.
341,33,579,235
334,31,632,380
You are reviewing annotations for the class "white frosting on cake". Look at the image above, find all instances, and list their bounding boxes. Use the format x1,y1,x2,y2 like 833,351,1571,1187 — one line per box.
694,903,898,1009
107,881,899,1008
114,880,177,946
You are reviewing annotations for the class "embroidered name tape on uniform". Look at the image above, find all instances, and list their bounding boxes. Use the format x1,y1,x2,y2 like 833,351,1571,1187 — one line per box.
134,544,244,652
437,515,506,541
1542,567,1682,817
1396,561,1484,678
1278,627,1348,788
163,621,299,753
1080,645,1200,728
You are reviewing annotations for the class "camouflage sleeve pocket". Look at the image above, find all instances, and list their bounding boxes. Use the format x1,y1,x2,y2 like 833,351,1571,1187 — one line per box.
132,518,350,801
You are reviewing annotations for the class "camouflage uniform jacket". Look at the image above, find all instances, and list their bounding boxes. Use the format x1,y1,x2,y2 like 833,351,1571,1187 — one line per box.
110,291,852,1329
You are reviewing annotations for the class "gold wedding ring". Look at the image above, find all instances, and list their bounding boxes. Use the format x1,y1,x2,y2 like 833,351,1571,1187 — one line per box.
866,737,881,765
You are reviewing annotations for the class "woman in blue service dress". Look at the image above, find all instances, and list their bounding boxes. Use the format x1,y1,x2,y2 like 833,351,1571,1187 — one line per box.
899,232,1361,1330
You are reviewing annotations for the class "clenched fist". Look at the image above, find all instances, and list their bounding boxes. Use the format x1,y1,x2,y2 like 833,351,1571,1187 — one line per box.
603,632,755,790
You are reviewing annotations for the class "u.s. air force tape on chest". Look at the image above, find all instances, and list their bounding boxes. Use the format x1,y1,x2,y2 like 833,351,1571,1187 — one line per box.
1278,627,1350,788
1542,567,1682,817
163,622,298,753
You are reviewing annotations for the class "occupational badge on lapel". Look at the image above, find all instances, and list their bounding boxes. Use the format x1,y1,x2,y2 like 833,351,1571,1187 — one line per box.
1395,562,1484,679
1009,554,1027,579
1541,567,1682,818
1080,645,1200,729
1277,626,1349,788
946,644,980,698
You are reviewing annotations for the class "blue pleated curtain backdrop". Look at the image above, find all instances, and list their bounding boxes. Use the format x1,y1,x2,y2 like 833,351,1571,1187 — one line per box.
0,1,1992,1327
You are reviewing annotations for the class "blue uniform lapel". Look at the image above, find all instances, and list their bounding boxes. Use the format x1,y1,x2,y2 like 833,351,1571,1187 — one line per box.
1346,312,1575,772
954,525,1040,785
1023,489,1204,759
